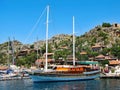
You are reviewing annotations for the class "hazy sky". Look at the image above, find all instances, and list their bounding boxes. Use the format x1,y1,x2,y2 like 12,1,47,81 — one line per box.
0,0,120,44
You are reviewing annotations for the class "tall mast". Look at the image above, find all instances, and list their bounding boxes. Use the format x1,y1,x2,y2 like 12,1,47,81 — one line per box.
45,5,49,71
36,37,39,68
8,37,10,67
36,37,39,60
12,38,15,65
73,16,75,66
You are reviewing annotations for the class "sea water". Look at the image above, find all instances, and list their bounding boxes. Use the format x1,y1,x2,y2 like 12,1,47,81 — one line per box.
0,79,119,90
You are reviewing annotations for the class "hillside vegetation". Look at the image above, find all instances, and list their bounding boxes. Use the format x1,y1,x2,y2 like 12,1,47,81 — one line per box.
1,22,120,67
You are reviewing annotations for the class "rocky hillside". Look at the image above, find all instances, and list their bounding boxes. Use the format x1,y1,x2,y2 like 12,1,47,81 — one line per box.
33,23,120,50
34,34,72,49
83,23,120,48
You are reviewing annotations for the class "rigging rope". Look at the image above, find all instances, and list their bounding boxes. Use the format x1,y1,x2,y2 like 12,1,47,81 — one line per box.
20,6,47,50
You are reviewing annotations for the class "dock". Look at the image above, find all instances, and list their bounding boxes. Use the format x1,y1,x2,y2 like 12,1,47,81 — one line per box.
100,75,120,79
0,76,30,81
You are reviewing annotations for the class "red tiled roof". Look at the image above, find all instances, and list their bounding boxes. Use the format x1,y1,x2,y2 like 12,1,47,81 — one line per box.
109,60,120,65
92,45,101,48
0,66,8,70
96,54,105,58
35,59,54,63
43,53,54,56
104,56,116,60
60,46,68,49
80,51,87,55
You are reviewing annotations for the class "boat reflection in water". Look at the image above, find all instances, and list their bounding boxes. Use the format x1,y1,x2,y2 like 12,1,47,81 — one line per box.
32,79,100,90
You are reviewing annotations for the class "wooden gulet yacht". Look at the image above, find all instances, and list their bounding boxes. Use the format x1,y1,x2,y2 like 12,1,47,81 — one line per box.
30,5,100,82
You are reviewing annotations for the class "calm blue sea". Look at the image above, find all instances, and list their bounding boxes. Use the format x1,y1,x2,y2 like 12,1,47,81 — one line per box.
0,79,119,90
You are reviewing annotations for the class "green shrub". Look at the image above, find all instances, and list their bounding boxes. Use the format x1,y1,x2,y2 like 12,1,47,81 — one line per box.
102,23,111,27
